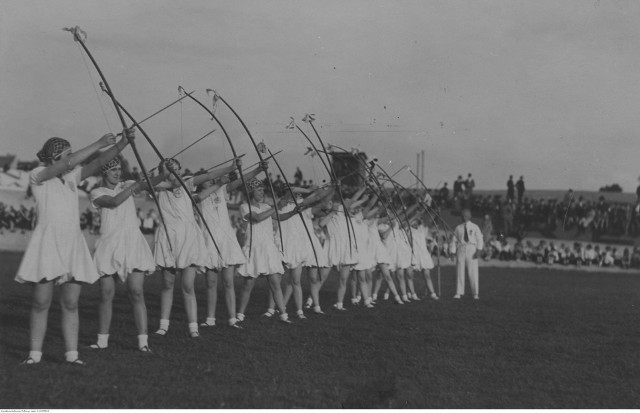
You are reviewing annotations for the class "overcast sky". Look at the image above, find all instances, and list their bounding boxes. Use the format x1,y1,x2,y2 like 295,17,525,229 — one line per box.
1,0,639,191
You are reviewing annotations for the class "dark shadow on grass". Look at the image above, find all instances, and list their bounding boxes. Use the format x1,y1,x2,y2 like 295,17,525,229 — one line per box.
341,373,397,408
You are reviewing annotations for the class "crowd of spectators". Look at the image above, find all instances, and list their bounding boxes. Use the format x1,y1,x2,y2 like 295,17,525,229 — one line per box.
430,173,640,242
0,202,35,234
6,162,640,271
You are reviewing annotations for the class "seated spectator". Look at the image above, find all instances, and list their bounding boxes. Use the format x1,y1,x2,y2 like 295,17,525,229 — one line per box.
572,242,585,266
523,240,535,262
630,247,640,269
593,245,604,266
483,235,498,260
602,246,615,267
499,236,513,261
621,248,631,269
546,242,560,265
584,244,597,266
560,244,572,265
513,239,525,261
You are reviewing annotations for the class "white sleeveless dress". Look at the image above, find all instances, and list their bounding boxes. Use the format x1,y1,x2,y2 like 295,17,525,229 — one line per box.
15,166,99,285
200,185,246,270
153,177,208,270
325,206,358,267
237,202,284,277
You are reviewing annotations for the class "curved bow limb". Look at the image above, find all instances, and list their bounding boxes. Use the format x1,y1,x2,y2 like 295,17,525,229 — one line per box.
405,168,459,242
267,148,320,268
213,92,284,253
301,117,357,255
327,143,408,243
63,26,174,252
177,87,254,257
99,84,222,257
371,162,415,253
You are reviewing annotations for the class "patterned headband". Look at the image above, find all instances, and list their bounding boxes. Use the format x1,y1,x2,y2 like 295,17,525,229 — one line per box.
37,137,71,163
159,158,181,173
101,157,121,174
247,177,263,192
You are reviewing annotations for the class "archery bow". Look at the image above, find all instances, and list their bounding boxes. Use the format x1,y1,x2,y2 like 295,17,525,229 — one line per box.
266,148,320,268
295,116,357,255
98,82,222,256
177,87,254,256
212,91,285,253
371,161,415,253
63,26,174,251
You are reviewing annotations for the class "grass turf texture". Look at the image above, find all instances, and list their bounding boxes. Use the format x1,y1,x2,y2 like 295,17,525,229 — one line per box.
0,250,639,408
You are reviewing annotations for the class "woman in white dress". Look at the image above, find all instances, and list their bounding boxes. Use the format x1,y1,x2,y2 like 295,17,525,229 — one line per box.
236,178,299,323
272,186,332,318
16,129,132,365
301,185,335,314
195,159,263,329
370,209,405,305
410,214,438,299
318,186,366,311
349,205,376,308
152,159,230,338
89,157,163,352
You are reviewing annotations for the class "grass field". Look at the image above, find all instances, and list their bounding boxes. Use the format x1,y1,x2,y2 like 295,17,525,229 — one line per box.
1,251,639,409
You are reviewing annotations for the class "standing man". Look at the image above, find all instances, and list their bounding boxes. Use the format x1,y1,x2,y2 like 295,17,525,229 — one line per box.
507,175,515,201
516,176,525,204
454,209,484,300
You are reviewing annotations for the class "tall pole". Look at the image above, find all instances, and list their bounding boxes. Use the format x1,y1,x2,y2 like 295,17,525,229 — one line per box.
421,150,425,186
416,153,420,188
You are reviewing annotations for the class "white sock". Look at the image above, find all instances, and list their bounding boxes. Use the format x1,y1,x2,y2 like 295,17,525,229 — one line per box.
28,350,42,363
296,310,304,316
204,317,215,326
334,302,343,309
96,334,109,348
372,293,378,301
137,334,148,349
188,322,199,334
65,350,79,362
314,305,322,312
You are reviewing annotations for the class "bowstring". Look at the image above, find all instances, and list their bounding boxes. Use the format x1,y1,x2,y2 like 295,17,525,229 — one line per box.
75,43,113,134
180,100,184,165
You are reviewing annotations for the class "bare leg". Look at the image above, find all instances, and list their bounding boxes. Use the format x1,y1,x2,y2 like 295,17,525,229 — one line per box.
237,277,256,316
126,272,148,334
349,271,358,303
221,266,237,324
289,265,304,315
406,267,418,297
60,282,82,353
396,268,408,300
372,267,384,298
28,281,54,352
365,269,374,301
357,270,372,306
181,267,198,324
335,265,352,307
378,264,402,301
204,269,218,321
97,276,115,335
159,268,176,321
267,273,288,318
421,269,437,297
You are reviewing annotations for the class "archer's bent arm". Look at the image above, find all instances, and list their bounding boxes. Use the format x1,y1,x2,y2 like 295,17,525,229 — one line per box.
81,129,134,181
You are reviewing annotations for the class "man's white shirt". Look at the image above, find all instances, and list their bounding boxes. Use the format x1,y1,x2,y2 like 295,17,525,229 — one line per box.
455,221,484,250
